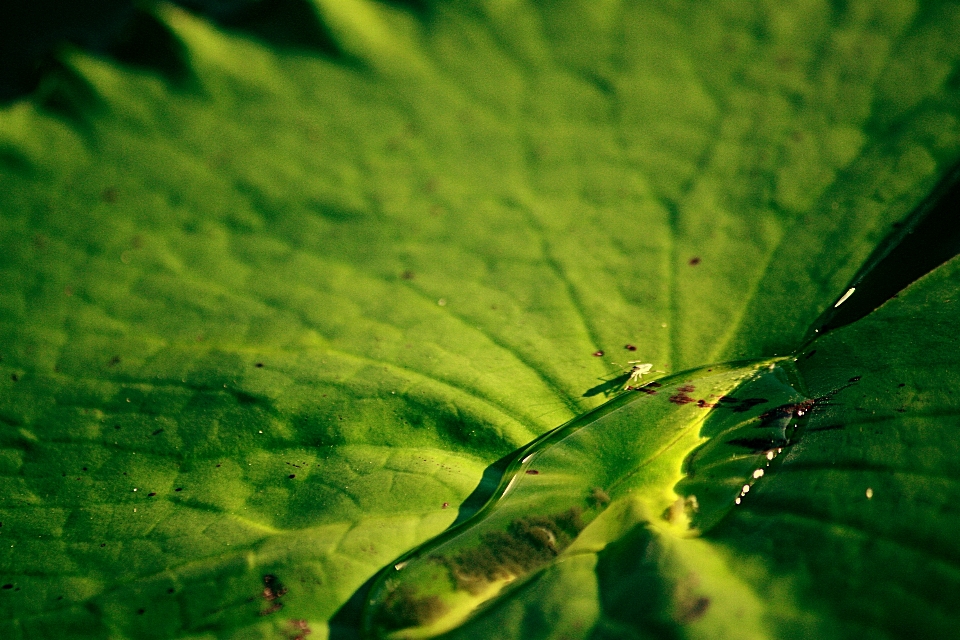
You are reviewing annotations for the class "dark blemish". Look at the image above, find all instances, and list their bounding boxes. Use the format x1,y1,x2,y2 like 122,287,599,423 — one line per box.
255,362,264,368
896,408,907,413
174,487,182,492
688,257,701,266
10,374,18,382
2,584,12,589
677,596,711,624
633,386,658,394
804,350,817,359
696,399,716,408
849,376,862,382
260,575,288,616
338,416,344,421
290,619,311,640
401,270,415,280
151,429,164,436
373,584,448,631
717,396,737,403
56,596,63,600
137,608,145,615
107,355,121,366
290,620,313,640
436,507,586,595
62,473,66,477
898,383,906,387
649,381,662,388
288,474,296,479
442,502,449,509
167,588,174,594
147,492,156,497
525,469,539,475
114,425,121,430
593,350,604,357
102,187,118,203
624,344,637,351
82,467,87,471
589,487,610,507
669,385,696,405
216,464,221,467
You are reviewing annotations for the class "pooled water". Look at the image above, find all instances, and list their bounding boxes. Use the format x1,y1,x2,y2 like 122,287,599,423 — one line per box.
362,358,820,639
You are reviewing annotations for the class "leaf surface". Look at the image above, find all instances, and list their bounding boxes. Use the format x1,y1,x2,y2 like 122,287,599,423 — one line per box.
2,1,960,638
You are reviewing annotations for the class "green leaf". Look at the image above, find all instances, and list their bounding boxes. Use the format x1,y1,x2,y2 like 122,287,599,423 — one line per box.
412,253,960,640
3,1,960,638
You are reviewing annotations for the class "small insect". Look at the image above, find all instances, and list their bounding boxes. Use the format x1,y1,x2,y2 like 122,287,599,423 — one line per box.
624,362,658,389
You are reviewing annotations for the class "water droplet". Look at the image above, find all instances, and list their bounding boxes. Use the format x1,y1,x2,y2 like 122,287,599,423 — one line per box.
866,487,874,499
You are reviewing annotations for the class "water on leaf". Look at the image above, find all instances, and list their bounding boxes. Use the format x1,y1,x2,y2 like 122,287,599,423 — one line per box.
361,358,828,639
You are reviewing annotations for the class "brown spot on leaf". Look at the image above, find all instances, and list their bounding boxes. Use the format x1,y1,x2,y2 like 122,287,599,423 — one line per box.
676,596,710,624
436,507,586,595
373,584,448,632
669,384,697,405
589,487,610,507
